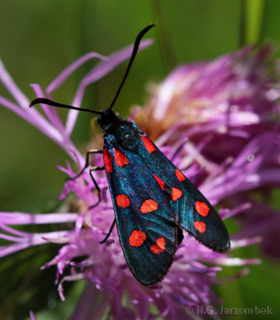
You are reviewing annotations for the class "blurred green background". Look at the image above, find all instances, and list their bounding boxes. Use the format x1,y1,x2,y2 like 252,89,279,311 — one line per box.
0,0,280,319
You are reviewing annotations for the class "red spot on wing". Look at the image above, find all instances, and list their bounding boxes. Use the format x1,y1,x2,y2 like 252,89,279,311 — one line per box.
195,201,209,217
171,188,182,201
141,135,156,153
175,169,185,182
103,149,112,173
153,174,166,190
116,194,130,208
150,237,166,254
114,148,129,167
194,221,206,233
129,230,146,247
140,199,158,213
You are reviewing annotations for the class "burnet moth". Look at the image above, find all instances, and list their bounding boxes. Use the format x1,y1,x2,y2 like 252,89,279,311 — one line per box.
30,24,230,286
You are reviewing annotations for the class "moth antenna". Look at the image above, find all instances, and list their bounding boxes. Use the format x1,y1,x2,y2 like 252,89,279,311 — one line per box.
109,23,156,110
29,98,102,115
29,24,156,114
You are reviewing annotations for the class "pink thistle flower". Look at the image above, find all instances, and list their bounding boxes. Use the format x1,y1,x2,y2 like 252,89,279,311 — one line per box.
135,44,280,259
0,39,259,320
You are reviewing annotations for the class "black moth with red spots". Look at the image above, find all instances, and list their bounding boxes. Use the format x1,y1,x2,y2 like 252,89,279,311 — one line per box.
30,24,230,286
102,122,230,285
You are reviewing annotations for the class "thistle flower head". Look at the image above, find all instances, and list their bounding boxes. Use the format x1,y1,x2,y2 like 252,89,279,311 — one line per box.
0,40,262,319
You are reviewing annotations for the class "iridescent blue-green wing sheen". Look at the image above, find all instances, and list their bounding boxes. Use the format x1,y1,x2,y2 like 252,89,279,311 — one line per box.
103,137,179,286
137,132,230,253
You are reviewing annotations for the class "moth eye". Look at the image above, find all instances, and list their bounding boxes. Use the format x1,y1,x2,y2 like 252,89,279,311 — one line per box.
125,134,130,138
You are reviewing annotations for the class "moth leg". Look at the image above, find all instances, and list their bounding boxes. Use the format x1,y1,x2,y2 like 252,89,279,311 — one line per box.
100,219,116,244
68,149,103,181
88,165,105,209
